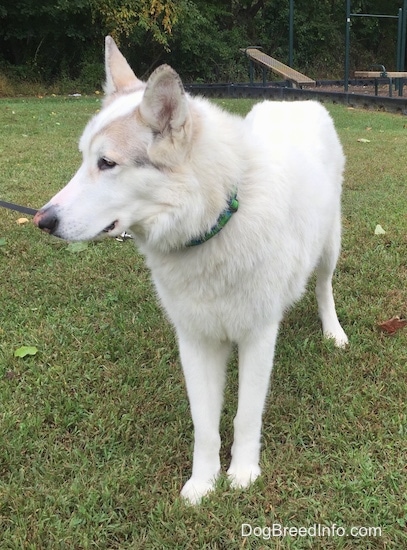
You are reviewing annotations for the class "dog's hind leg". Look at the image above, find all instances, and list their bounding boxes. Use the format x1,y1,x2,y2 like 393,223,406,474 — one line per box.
227,322,279,489
316,213,348,348
178,335,231,504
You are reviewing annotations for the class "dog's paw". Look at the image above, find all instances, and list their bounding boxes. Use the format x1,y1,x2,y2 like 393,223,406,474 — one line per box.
180,477,216,505
227,463,261,489
324,328,348,348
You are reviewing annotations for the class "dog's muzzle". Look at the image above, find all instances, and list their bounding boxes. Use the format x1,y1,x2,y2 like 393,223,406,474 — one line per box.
34,205,59,234
34,205,118,238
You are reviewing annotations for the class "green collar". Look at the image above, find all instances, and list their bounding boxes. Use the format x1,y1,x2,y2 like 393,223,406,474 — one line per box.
186,190,239,247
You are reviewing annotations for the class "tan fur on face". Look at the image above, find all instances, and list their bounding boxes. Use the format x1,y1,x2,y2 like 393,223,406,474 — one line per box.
97,112,153,167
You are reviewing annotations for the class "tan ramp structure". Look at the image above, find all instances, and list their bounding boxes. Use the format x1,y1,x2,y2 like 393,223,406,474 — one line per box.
242,47,316,88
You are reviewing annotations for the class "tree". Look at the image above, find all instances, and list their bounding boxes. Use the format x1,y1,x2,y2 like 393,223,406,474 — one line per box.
0,0,183,82
0,0,404,87
89,0,182,48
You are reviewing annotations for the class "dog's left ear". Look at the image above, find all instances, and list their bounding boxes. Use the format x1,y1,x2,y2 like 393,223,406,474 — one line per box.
104,36,143,95
139,65,188,134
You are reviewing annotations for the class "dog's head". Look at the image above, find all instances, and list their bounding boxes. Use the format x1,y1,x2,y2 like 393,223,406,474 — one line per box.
34,37,193,244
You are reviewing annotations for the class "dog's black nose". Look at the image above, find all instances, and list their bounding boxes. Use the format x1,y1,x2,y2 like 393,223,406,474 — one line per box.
33,205,59,234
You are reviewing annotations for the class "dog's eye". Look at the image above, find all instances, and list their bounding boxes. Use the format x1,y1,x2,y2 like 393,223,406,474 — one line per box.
98,157,117,170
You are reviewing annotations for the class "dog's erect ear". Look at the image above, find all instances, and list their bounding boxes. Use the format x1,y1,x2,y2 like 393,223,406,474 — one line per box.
139,65,188,133
104,36,143,95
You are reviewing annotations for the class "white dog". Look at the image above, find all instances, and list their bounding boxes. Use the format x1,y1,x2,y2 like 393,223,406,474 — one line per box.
34,37,348,504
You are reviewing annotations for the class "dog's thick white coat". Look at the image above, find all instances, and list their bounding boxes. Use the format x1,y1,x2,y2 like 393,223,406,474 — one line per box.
36,37,348,504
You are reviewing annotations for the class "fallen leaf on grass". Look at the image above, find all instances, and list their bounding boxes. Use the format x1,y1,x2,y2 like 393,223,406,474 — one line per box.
357,138,371,143
374,224,386,235
14,346,39,358
16,218,29,225
0,237,6,246
378,316,407,335
67,242,88,253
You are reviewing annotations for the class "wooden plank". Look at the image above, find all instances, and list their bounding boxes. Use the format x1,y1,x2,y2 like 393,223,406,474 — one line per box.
243,48,315,87
355,71,407,78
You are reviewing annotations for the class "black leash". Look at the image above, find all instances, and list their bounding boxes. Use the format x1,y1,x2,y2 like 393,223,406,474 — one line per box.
0,200,38,216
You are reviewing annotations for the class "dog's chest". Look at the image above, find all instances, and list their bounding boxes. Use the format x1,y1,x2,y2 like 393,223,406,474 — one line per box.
147,250,285,340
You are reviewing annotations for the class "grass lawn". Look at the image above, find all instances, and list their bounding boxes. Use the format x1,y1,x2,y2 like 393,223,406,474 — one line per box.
0,96,406,549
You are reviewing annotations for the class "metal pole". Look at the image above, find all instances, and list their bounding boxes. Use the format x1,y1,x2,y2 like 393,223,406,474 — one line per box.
400,0,407,96
289,0,294,66
401,0,407,71
345,0,351,92
249,59,254,85
397,8,403,95
397,8,403,70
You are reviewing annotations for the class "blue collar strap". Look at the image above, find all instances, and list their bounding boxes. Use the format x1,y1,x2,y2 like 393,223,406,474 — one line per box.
186,190,239,247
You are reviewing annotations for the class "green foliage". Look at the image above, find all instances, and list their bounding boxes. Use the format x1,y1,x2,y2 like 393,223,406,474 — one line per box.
0,0,405,87
89,0,181,48
164,1,248,82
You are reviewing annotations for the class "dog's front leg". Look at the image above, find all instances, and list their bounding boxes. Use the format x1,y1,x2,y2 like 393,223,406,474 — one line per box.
178,334,231,504
227,322,279,489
